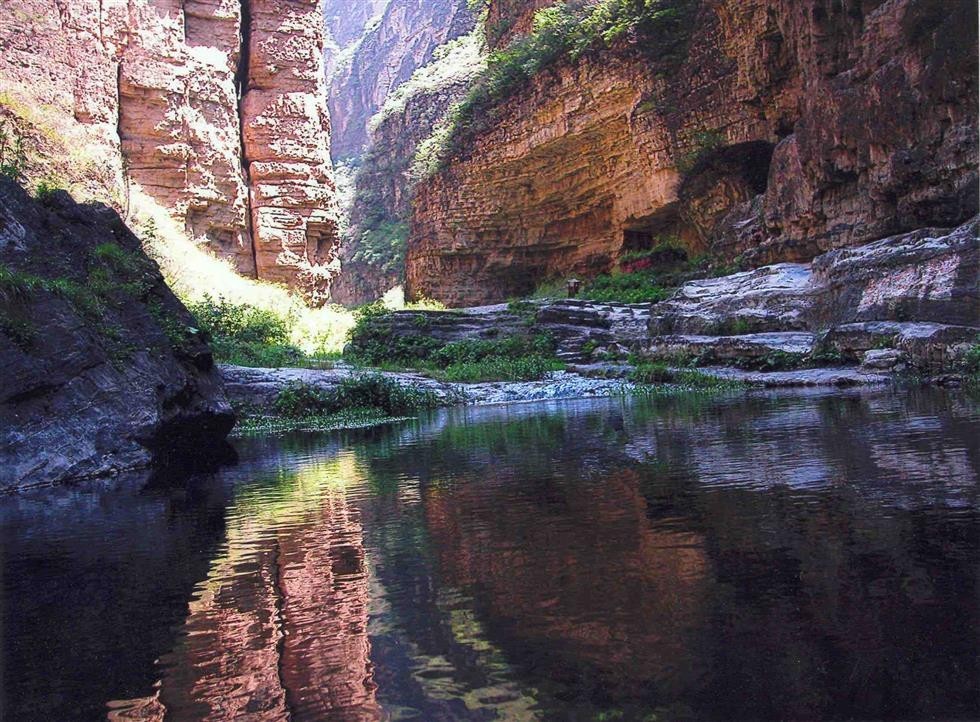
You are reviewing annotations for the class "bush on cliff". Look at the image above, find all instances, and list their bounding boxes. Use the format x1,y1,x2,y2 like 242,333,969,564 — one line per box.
425,0,696,171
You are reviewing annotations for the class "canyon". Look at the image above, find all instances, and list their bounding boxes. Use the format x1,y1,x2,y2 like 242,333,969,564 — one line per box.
326,0,474,161
1,0,339,302
406,0,979,306
326,0,478,304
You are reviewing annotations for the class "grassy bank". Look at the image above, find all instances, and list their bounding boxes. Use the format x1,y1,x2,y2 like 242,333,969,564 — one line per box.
233,373,459,436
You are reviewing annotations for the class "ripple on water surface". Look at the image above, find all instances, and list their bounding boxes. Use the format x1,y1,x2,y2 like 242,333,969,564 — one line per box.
1,387,978,721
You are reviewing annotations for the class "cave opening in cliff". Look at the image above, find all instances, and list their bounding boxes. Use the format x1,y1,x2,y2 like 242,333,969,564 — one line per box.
674,140,777,248
621,202,697,261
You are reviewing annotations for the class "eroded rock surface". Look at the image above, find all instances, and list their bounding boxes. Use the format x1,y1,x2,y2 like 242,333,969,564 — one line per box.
407,0,978,306
0,180,233,492
641,219,979,371
0,0,339,301
389,220,978,377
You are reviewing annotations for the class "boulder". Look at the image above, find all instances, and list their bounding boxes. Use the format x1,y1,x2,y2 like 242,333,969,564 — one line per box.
0,180,234,491
811,218,980,327
648,263,816,336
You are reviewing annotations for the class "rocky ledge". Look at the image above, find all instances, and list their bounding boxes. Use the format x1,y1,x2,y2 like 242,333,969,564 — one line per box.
350,218,979,389
221,364,636,411
0,180,234,492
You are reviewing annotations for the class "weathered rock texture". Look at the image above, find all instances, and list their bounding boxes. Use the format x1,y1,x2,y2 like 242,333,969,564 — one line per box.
407,0,979,306
644,218,980,370
326,0,475,160
0,179,234,492
375,219,978,374
0,0,339,302
332,30,484,304
242,0,339,303
486,0,552,48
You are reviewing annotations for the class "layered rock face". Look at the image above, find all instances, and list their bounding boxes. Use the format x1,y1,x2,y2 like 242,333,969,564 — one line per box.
332,30,484,304
326,0,475,160
407,0,978,306
242,0,339,303
0,179,234,492
364,217,978,375
0,0,339,302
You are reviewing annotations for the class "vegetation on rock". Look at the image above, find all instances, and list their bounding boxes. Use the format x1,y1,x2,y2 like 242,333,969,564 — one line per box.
421,0,695,171
630,362,746,391
345,303,564,381
274,375,444,418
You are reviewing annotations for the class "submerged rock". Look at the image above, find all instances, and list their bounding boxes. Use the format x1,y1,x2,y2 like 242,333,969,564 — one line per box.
0,180,234,492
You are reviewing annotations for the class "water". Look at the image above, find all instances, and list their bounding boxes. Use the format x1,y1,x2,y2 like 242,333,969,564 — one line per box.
2,388,978,721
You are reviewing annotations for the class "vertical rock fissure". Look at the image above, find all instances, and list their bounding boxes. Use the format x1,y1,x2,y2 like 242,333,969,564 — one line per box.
236,0,259,278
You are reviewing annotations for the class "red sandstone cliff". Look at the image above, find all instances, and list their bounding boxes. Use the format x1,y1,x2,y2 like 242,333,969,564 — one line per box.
406,0,979,306
0,0,339,302
326,0,475,160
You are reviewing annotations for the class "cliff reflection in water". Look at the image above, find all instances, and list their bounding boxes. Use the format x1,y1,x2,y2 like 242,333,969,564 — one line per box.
109,451,381,721
2,389,977,721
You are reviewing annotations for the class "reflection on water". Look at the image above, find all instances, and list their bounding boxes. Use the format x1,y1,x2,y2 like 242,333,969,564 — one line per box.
1,388,978,721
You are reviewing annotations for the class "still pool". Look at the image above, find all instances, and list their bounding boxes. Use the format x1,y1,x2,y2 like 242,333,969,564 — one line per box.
2,388,978,720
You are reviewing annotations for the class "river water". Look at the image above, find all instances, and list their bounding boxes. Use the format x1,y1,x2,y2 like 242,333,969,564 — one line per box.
1,388,978,721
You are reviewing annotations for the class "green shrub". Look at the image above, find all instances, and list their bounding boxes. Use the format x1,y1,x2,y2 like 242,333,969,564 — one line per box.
432,333,555,366
440,356,564,382
187,296,303,367
0,120,27,181
345,307,564,381
273,375,443,418
580,271,672,303
960,340,980,375
34,180,60,200
630,362,675,384
631,362,744,390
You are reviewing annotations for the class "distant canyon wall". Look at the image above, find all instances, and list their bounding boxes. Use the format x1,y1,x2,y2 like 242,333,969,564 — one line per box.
326,0,475,161
325,0,478,304
0,0,339,303
406,0,979,306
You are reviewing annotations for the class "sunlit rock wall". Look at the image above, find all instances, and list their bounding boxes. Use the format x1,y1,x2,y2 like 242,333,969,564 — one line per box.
0,0,340,302
406,0,978,306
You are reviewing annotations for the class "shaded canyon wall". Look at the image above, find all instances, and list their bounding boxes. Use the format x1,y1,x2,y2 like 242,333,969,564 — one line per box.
406,0,979,306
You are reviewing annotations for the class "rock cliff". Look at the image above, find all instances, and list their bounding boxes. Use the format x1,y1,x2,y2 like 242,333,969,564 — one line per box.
406,0,979,306
326,0,475,161
0,179,234,492
332,30,484,304
0,0,339,302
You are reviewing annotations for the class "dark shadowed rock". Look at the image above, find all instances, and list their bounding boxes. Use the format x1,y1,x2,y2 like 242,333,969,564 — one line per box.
0,180,234,492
